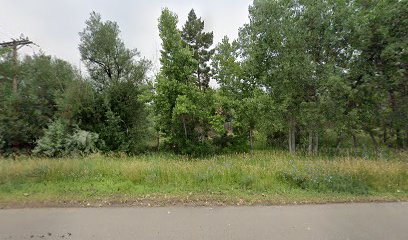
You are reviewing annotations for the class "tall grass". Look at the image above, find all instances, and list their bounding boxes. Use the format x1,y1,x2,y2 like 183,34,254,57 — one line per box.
0,150,407,204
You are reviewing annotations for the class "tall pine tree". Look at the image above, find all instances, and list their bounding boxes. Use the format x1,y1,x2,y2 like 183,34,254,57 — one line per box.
182,9,214,90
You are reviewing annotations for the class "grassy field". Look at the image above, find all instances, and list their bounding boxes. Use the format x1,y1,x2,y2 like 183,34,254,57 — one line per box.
0,150,407,208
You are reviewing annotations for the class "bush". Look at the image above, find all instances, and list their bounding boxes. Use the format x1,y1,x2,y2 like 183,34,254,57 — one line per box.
167,138,218,157
33,120,69,157
33,120,102,157
66,129,102,155
99,110,130,152
213,134,249,154
266,131,287,148
184,140,217,157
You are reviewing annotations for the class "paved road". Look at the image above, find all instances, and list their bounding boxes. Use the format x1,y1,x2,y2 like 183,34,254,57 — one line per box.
0,202,407,240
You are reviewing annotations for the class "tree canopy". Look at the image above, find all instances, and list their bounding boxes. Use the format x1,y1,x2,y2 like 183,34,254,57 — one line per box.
1,1,407,156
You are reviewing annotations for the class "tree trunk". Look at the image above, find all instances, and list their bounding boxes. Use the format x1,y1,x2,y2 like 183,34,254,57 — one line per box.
383,127,387,144
288,127,293,153
249,129,254,154
292,128,296,153
389,90,403,148
368,130,378,152
308,130,313,154
156,130,160,151
313,132,318,154
396,128,403,149
182,117,187,139
308,130,319,154
288,118,296,153
336,133,344,150
352,133,358,149
405,129,408,149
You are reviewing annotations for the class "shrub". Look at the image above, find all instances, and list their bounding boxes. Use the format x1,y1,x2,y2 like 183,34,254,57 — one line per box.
213,134,249,154
33,120,102,157
66,129,102,155
182,140,217,157
33,120,69,157
99,110,130,152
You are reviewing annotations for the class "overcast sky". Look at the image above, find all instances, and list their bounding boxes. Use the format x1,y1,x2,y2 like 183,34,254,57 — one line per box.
0,0,252,71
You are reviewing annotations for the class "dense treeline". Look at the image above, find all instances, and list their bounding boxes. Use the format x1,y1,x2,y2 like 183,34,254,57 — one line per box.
0,0,407,156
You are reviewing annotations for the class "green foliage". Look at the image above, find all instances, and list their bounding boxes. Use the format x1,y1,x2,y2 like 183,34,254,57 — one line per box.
0,135,5,153
158,8,197,83
33,120,102,157
0,54,77,153
98,110,128,152
1,2,408,156
181,9,214,89
155,8,220,155
209,114,226,136
76,12,151,153
349,0,408,148
79,11,141,89
56,77,98,124
67,129,102,155
227,0,408,153
212,36,261,152
213,135,249,154
33,120,69,157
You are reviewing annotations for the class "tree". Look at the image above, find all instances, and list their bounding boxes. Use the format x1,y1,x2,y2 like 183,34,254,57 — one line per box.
78,12,151,152
182,9,214,90
212,35,263,153
245,0,316,153
0,54,77,153
155,8,196,132
241,0,366,154
79,11,140,90
290,0,357,154
155,8,196,151
350,0,408,149
155,9,218,155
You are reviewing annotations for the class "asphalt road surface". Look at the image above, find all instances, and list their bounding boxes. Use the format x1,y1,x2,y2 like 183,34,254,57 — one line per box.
1,202,407,240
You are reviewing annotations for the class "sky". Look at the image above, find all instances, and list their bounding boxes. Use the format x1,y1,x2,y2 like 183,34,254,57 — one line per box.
0,0,252,72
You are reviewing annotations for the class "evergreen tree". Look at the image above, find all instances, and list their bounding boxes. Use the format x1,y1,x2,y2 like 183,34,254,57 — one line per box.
182,9,214,90
156,9,215,155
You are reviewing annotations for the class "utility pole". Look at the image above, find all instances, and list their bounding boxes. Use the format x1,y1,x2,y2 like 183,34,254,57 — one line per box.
0,37,35,93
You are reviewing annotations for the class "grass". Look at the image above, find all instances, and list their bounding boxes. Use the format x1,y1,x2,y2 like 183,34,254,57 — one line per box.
0,150,407,207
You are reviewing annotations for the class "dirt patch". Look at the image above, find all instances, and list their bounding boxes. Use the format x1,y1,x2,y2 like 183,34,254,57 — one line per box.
1,195,406,209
